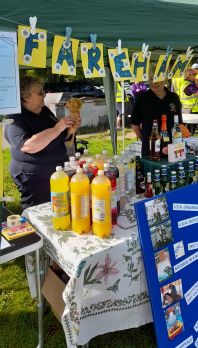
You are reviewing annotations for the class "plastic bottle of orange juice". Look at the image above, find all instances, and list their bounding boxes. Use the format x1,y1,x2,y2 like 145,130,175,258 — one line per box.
91,170,112,237
70,168,90,234
50,166,70,230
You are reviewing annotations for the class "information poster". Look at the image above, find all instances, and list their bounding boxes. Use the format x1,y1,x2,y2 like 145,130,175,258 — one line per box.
0,31,21,115
135,184,198,348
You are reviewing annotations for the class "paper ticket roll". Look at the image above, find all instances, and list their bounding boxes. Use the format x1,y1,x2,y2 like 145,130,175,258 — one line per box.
7,215,21,227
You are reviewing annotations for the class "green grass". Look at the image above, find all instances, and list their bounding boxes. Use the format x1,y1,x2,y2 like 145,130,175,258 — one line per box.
1,131,156,348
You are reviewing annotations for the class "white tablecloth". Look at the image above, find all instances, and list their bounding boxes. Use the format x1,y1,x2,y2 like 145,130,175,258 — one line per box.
24,201,152,347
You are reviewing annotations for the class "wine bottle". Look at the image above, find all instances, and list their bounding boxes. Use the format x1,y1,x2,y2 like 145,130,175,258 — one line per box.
149,119,161,161
160,114,170,155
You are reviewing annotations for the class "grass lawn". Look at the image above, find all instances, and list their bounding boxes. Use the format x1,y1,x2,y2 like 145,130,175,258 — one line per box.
1,130,157,348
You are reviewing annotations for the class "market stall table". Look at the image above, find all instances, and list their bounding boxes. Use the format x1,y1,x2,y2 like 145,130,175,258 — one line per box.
0,207,43,348
23,201,152,348
182,113,198,133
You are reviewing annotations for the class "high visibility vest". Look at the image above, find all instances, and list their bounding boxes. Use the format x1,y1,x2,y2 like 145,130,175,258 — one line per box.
116,82,129,102
172,77,198,112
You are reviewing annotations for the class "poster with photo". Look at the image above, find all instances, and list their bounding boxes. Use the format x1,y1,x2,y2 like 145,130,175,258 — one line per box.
135,183,198,348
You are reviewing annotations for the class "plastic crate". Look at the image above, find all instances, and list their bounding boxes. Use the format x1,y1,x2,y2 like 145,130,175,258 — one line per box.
140,155,196,180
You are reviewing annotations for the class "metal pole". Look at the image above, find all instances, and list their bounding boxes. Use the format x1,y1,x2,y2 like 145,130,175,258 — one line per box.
121,81,125,150
35,248,44,348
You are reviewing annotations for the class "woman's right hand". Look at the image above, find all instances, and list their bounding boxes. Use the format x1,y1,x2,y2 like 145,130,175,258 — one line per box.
54,117,73,134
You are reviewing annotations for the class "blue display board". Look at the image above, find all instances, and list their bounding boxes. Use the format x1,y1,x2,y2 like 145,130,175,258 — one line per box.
135,183,198,348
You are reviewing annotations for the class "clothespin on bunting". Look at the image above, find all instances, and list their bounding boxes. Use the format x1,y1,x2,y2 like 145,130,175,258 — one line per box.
90,34,97,50
186,46,193,60
165,46,173,61
117,39,122,55
29,16,37,35
142,43,149,60
64,27,72,49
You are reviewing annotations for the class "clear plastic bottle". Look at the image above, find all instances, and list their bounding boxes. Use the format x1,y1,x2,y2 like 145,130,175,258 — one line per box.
63,162,76,181
70,168,90,234
50,166,70,230
104,163,118,225
91,170,112,237
94,154,104,170
172,115,182,144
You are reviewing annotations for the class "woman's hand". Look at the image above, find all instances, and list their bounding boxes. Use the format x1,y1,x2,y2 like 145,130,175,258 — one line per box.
54,117,73,134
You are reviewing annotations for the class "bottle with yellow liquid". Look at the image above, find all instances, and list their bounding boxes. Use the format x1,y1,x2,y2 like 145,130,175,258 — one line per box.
70,168,90,234
91,170,112,238
50,166,70,230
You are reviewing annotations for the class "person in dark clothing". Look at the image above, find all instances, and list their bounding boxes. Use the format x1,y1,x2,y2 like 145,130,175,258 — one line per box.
131,75,182,157
5,76,80,210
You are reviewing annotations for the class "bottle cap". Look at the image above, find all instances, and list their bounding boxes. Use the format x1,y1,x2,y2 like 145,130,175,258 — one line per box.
98,170,104,176
56,166,62,171
64,161,70,167
104,163,110,169
76,168,83,174
69,156,75,162
84,149,88,154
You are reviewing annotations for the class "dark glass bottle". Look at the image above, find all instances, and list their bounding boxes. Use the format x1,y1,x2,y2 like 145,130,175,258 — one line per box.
135,156,145,194
170,171,177,190
104,163,118,225
145,172,153,198
153,169,162,196
161,165,169,193
149,119,161,161
187,161,195,185
178,166,186,188
194,157,198,182
160,114,170,155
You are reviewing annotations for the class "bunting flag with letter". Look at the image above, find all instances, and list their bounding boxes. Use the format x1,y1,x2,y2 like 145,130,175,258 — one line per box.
153,54,172,82
168,50,193,79
131,50,151,82
108,48,132,81
17,25,47,68
52,36,79,76
81,43,105,78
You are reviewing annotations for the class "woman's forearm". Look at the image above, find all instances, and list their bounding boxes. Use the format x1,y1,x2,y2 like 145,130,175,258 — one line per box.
132,125,142,140
21,127,61,154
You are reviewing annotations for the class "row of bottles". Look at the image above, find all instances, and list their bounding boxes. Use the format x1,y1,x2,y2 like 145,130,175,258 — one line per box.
145,159,198,198
50,166,112,237
149,114,182,161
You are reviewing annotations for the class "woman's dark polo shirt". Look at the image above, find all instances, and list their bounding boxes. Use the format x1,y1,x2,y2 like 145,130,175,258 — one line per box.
131,88,182,157
5,106,68,175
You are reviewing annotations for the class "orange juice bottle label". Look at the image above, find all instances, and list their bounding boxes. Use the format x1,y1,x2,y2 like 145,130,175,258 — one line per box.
51,192,69,217
93,198,105,221
71,194,89,218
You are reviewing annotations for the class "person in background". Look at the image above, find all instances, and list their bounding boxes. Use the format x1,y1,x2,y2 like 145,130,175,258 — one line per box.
116,82,131,130
131,81,148,102
131,68,183,157
5,76,80,210
172,63,198,114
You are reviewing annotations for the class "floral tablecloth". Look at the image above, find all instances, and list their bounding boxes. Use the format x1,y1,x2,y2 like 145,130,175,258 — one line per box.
24,201,152,348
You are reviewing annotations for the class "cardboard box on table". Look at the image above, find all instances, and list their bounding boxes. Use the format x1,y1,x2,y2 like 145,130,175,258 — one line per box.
42,265,69,322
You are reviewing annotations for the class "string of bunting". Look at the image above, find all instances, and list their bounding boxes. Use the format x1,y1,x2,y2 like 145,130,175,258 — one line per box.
0,15,195,82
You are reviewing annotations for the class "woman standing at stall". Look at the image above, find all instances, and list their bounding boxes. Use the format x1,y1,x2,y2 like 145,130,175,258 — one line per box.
5,76,80,210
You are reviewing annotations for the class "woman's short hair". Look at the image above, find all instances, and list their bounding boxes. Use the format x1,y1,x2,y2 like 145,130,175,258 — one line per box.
20,76,42,100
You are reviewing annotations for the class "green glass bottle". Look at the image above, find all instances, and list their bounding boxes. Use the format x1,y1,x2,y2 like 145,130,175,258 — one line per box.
178,166,186,188
187,161,195,185
153,169,162,196
161,165,169,193
170,171,177,190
